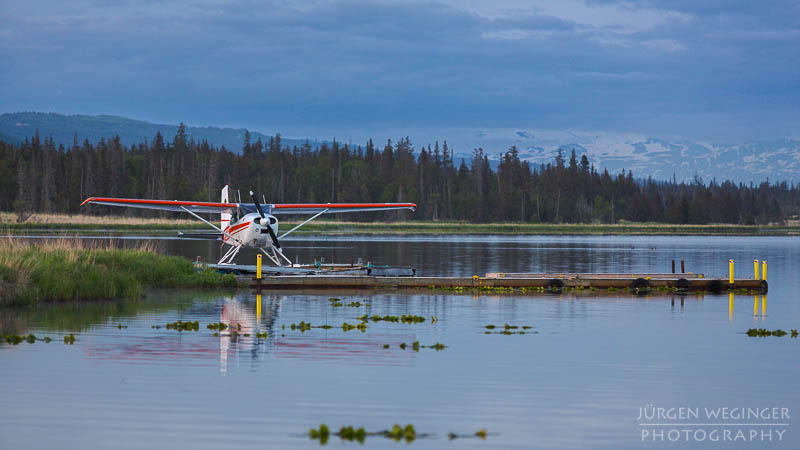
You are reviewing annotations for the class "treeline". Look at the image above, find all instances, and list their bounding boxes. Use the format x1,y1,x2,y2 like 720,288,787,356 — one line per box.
1,126,798,224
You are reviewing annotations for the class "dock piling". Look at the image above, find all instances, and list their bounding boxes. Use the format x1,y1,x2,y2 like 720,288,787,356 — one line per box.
762,260,767,281
729,260,734,284
681,260,685,273
753,259,759,280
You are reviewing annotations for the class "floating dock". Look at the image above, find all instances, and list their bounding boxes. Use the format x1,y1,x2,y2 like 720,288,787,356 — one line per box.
245,271,767,294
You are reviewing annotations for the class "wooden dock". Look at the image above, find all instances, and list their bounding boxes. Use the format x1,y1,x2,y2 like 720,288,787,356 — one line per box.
247,272,768,294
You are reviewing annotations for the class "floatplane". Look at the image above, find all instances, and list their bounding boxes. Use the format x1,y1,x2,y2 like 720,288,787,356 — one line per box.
81,185,416,266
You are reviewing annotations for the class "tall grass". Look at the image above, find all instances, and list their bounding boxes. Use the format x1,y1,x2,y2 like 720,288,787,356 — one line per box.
0,212,197,226
0,237,236,306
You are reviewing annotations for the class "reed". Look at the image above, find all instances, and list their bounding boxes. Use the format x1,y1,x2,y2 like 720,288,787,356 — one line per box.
0,237,236,306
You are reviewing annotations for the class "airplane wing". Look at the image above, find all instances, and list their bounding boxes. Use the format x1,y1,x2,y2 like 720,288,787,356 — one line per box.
269,203,416,215
80,197,236,214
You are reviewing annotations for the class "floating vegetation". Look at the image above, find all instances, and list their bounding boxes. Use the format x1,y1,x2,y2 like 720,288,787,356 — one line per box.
387,424,416,442
207,322,228,331
283,322,334,332
309,424,330,444
448,429,489,440
357,314,426,324
346,301,363,307
63,334,76,344
290,321,312,332
309,424,419,444
341,322,367,332
396,341,446,352
383,344,390,349
255,332,267,339
746,328,797,338
2,333,52,345
484,324,535,335
116,324,128,329
164,320,199,332
328,298,343,307
338,426,366,443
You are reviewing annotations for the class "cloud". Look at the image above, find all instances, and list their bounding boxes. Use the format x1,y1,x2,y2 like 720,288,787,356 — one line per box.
0,0,797,140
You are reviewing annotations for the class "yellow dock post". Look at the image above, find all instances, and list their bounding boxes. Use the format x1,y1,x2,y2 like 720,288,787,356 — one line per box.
728,291,734,320
729,260,734,284
761,260,767,281
257,254,262,280
753,259,759,280
753,295,759,316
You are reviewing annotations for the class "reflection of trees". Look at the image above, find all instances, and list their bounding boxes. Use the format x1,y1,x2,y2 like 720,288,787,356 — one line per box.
0,289,229,335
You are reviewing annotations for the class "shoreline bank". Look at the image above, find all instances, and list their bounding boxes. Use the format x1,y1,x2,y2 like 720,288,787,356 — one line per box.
0,239,236,307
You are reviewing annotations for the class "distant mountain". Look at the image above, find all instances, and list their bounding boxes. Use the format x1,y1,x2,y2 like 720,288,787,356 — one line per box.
0,112,317,152
446,129,800,184
3,113,797,184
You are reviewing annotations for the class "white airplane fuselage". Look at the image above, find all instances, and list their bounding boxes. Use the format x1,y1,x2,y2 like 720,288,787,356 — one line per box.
222,212,279,248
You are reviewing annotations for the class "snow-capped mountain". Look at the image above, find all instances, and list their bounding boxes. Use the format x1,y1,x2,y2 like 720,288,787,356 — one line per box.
445,129,800,184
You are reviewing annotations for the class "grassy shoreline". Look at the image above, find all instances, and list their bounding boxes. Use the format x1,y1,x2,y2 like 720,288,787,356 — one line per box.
2,213,799,235
0,238,236,307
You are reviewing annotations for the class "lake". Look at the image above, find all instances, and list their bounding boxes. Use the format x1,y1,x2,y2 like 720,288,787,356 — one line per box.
1,235,798,449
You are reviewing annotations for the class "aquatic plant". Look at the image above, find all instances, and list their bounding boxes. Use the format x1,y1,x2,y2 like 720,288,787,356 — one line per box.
341,322,367,332
338,426,366,443
63,333,75,344
357,314,425,324
386,424,416,442
290,321,312,332
206,322,228,331
3,334,23,345
746,328,790,337
309,424,330,444
397,341,446,351
308,423,422,444
165,320,199,332
448,429,489,440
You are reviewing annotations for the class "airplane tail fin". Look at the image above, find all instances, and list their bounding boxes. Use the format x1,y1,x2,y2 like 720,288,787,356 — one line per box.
221,185,231,230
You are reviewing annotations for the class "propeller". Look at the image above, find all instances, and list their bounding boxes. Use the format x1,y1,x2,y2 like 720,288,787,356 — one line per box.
250,191,281,250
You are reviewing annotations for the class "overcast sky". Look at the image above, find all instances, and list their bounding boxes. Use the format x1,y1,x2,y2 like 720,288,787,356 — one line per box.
1,0,798,142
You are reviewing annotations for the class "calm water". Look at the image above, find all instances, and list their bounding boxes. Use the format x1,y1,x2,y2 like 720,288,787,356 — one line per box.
1,235,799,449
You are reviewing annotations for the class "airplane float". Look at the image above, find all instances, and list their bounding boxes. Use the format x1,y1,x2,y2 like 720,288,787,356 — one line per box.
81,185,416,266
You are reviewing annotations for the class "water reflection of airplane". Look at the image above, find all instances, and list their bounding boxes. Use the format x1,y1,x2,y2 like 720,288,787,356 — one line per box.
218,293,280,373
